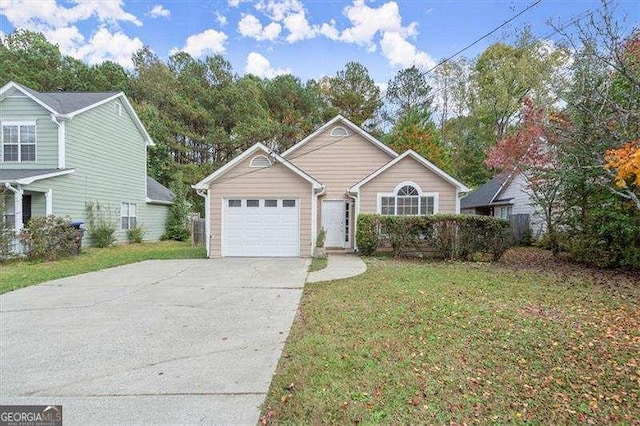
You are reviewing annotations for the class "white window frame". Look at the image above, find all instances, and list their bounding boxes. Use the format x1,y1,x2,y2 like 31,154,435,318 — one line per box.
1,121,37,163
330,126,349,137
249,154,272,168
498,205,513,219
114,102,122,116
2,193,16,229
121,202,137,230
376,182,439,216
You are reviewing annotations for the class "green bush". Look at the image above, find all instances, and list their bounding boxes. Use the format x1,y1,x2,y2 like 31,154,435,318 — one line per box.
356,214,513,261
85,201,117,248
0,227,16,257
316,228,326,248
355,214,379,255
162,181,191,241
127,225,146,244
18,216,80,261
564,207,640,270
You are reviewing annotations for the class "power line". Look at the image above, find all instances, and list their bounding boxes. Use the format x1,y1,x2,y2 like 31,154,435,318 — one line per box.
420,0,543,78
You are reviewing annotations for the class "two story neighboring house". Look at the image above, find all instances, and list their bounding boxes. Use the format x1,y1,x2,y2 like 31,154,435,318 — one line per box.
194,115,470,258
0,81,174,248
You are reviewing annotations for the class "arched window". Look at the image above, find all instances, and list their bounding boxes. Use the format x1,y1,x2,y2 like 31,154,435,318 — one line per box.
330,126,348,137
250,155,271,168
379,182,437,216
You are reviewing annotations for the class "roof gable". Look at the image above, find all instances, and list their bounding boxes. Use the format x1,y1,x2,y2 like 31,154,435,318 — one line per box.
460,173,511,209
281,115,397,158
350,150,471,193
0,81,154,146
194,142,323,190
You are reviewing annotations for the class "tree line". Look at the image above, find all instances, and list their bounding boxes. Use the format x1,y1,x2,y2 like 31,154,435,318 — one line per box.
1,2,638,268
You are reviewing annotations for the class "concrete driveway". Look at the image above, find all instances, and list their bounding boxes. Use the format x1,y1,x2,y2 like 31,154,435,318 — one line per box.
0,258,309,425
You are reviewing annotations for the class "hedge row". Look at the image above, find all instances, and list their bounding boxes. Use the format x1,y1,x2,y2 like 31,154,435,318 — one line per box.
356,214,513,260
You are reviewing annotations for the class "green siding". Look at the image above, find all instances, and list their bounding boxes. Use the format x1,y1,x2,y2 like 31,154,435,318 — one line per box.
27,99,170,245
0,96,58,168
141,203,170,241
27,191,47,218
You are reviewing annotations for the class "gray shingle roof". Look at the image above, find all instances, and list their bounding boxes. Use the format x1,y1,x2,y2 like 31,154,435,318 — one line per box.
147,176,175,204
460,173,510,209
16,82,118,114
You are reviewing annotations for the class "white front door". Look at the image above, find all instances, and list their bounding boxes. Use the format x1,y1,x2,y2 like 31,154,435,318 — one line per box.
322,200,345,248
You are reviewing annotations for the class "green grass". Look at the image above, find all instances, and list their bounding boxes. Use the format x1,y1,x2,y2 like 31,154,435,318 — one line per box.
1,241,206,294
262,252,640,424
308,257,328,272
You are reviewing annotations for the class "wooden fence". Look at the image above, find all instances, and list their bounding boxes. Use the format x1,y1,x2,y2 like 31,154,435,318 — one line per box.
190,216,206,246
510,213,530,244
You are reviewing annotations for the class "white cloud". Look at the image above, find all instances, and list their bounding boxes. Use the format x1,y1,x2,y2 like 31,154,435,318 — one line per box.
148,4,170,19
43,25,85,55
0,0,142,28
245,52,290,78
251,0,317,43
319,20,340,41
173,29,228,57
227,0,253,7
282,11,315,43
215,11,228,26
0,0,143,67
380,31,435,69
77,28,144,66
256,0,302,21
238,14,281,41
339,1,415,48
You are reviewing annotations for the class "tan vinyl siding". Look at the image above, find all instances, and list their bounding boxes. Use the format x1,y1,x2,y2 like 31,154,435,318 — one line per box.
208,156,313,258
286,127,393,200
0,96,58,169
360,156,458,214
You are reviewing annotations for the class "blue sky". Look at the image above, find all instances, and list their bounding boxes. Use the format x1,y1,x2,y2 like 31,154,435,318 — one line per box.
1,1,638,85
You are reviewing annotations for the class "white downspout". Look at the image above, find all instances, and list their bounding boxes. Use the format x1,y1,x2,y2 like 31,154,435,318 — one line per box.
311,185,326,250
4,183,23,233
51,115,66,169
347,190,358,251
195,187,210,257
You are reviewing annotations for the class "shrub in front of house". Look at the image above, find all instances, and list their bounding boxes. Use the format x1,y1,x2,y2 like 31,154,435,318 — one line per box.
85,201,117,248
356,214,513,261
127,225,146,244
0,227,15,258
19,216,80,261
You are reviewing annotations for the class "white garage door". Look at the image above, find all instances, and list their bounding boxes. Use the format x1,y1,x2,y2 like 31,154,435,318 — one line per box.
222,198,300,257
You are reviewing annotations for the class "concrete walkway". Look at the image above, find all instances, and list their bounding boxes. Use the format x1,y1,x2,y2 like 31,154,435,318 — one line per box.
306,254,367,283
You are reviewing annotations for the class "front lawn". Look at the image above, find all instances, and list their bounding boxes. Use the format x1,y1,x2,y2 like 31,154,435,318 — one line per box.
0,241,206,294
261,248,639,424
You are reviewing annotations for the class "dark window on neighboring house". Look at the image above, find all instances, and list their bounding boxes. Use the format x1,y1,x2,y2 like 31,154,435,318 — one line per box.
121,202,137,230
22,194,32,225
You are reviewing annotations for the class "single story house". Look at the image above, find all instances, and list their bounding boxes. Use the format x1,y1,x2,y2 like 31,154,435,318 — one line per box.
193,115,470,258
461,172,545,237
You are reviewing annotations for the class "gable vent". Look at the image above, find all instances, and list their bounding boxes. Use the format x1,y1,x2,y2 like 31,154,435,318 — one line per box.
250,154,271,168
330,126,349,137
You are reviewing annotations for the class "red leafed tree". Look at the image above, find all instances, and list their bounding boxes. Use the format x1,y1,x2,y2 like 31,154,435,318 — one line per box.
486,98,570,251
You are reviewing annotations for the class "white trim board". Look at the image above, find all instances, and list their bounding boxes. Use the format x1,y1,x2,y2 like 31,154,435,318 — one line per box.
281,115,397,158
193,142,323,190
350,150,471,193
